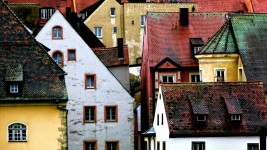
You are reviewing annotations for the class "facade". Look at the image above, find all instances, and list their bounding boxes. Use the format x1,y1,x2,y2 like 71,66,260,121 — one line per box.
144,82,267,150
141,11,226,131
196,13,267,95
36,10,134,150
0,1,68,150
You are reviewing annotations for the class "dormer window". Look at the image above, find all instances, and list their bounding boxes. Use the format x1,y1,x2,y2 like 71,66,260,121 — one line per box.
190,38,204,58
215,69,225,82
196,114,207,122
10,83,19,93
161,75,175,83
231,114,241,121
5,64,23,96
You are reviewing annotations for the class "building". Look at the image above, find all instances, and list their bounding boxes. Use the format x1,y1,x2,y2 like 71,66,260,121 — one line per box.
144,82,267,150
0,1,68,150
35,10,134,150
140,11,227,131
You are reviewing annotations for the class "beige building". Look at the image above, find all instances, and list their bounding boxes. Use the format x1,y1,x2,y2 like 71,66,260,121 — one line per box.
84,1,198,65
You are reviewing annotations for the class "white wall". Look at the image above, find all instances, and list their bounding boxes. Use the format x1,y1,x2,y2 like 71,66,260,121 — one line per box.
36,10,134,150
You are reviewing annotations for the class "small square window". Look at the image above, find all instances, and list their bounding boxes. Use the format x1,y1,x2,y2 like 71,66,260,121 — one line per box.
192,142,205,150
10,83,19,93
84,106,96,123
85,74,96,89
193,47,202,54
94,27,102,38
231,114,241,121
40,8,54,19
68,49,76,61
105,106,117,122
247,143,259,150
110,8,115,17
106,141,119,150
84,141,97,150
196,115,207,122
191,74,200,82
113,27,117,34
141,15,146,27
161,75,174,83
215,69,225,82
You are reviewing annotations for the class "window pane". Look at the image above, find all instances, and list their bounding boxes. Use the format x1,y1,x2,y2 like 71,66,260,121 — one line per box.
110,8,115,16
53,52,62,65
8,123,27,141
106,107,116,121
107,142,117,150
85,107,95,122
68,50,75,61
85,142,95,150
86,76,95,88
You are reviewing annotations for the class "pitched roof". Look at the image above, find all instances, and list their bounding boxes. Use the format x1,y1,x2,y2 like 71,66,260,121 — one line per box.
146,12,226,67
161,82,267,136
251,0,267,12
0,1,67,101
74,0,99,13
191,0,247,12
198,13,267,92
93,45,129,67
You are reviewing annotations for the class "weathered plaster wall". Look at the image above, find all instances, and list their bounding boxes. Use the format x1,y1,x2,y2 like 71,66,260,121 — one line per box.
0,105,65,150
36,11,134,150
124,3,198,64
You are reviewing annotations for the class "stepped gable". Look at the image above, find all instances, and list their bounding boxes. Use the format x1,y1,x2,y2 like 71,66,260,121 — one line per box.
0,1,67,101
161,82,267,136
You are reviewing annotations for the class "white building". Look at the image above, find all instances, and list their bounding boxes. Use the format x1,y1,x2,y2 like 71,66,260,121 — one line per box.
144,82,267,150
36,10,134,150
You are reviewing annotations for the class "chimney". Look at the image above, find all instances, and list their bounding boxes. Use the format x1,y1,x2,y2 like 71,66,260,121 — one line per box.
180,8,189,26
117,38,124,61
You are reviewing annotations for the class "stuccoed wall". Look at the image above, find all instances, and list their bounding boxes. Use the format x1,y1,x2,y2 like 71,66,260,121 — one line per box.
36,10,134,150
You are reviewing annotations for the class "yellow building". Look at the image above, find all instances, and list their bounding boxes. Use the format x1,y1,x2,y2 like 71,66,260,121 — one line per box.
83,1,198,64
0,2,68,150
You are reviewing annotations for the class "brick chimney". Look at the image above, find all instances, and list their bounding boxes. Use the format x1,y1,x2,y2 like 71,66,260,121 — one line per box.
180,8,189,26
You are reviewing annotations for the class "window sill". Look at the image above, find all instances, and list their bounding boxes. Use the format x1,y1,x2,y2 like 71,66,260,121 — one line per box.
110,15,116,18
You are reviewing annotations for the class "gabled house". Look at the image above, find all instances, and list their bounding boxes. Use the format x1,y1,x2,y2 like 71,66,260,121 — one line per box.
0,1,68,150
35,10,134,150
141,11,227,131
196,13,267,95
144,82,267,150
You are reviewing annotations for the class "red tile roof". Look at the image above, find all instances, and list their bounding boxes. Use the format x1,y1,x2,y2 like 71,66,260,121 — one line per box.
146,12,226,67
192,0,247,12
161,82,267,136
74,0,99,13
251,0,267,12
93,45,129,67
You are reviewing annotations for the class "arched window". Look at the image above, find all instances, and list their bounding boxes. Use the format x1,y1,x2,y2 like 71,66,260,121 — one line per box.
52,26,62,39
52,51,63,65
8,123,27,142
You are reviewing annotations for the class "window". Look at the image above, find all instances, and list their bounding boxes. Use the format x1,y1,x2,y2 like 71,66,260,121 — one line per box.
10,83,19,93
52,51,63,65
157,141,160,150
68,49,76,61
231,114,241,121
85,74,96,89
105,106,117,122
162,141,166,150
110,8,115,17
141,15,146,27
193,47,202,54
248,143,259,150
161,75,174,83
113,27,117,34
40,8,54,19
157,114,159,126
94,27,102,38
106,141,119,150
84,141,97,150
84,106,96,123
161,113,164,125
8,123,27,142
196,115,207,122
191,74,200,82
215,69,225,82
199,70,203,82
52,26,62,39
192,142,205,150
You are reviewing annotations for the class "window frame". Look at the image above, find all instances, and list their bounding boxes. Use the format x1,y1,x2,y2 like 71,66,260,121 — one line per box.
52,26,63,40
40,7,54,19
215,68,226,82
193,46,202,54
190,73,200,82
67,49,76,61
84,140,97,150
196,114,207,122
113,27,117,34
94,27,102,38
247,143,259,150
230,114,241,121
105,141,119,150
52,51,64,66
10,83,19,94
8,123,27,142
192,141,205,150
160,74,175,83
110,8,116,17
85,74,96,89
84,106,96,123
104,105,118,122
140,15,146,27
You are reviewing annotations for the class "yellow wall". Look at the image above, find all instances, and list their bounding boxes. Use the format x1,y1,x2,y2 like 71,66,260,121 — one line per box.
84,0,123,47
124,3,198,64
197,54,240,82
0,104,66,150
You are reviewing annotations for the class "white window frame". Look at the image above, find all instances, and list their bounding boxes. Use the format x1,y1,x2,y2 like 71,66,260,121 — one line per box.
10,83,19,93
8,123,27,142
196,115,207,122
40,8,54,19
231,114,241,121
113,27,117,34
247,143,259,150
190,73,200,82
94,27,102,38
193,46,202,54
141,15,146,27
214,68,226,82
53,27,62,39
160,74,175,83
106,106,117,122
84,106,96,123
86,75,95,89
192,142,205,150
110,8,115,17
